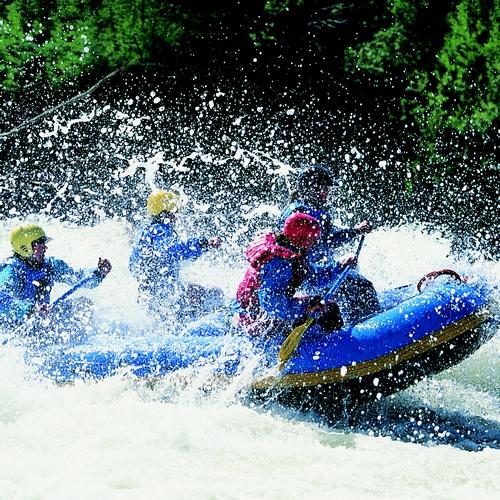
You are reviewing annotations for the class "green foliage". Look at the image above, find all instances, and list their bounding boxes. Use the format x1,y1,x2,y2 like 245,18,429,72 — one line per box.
264,0,304,15
344,0,498,181
0,1,39,89
423,0,499,134
40,0,97,84
94,1,187,67
0,0,497,189
0,0,187,90
96,0,148,65
344,0,430,76
407,0,499,178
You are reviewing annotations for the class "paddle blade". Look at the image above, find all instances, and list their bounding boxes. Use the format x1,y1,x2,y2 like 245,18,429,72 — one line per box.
278,317,314,370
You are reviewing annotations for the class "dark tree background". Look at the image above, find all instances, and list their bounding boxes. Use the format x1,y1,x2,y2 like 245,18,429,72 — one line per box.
0,0,498,256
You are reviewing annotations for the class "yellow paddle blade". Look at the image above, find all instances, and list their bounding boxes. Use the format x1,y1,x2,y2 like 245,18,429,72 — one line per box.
278,317,315,370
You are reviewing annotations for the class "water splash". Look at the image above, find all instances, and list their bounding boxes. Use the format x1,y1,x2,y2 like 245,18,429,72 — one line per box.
1,81,499,498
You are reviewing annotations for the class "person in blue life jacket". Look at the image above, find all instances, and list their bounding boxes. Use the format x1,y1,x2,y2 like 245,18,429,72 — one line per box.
280,163,380,323
0,224,112,330
280,163,373,260
129,190,225,322
234,212,357,337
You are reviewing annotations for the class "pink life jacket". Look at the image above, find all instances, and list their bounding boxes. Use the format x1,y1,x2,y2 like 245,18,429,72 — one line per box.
236,232,305,314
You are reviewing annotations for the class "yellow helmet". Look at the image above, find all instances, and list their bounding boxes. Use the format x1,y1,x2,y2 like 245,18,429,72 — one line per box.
147,190,181,216
10,224,51,258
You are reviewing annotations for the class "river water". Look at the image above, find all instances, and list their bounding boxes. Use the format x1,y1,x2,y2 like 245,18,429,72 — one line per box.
0,218,498,500
0,82,499,498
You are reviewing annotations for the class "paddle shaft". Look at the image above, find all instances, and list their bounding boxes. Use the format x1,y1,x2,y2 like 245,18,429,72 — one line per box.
278,235,366,369
52,276,94,306
323,235,365,303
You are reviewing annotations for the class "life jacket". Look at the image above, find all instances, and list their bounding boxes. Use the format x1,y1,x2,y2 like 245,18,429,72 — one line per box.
0,256,54,304
129,222,179,285
236,232,307,314
280,200,332,242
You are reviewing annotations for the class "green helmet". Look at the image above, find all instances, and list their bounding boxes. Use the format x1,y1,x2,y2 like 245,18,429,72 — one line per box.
10,224,51,258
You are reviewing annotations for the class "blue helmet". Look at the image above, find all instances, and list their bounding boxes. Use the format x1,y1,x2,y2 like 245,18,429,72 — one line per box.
297,164,334,191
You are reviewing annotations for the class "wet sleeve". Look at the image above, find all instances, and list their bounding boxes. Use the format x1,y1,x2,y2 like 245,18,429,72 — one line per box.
258,258,309,322
164,237,205,262
319,210,358,248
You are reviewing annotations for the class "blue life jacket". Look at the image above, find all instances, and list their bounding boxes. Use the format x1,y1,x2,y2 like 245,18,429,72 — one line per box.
280,200,358,262
235,232,303,316
129,221,206,299
233,232,342,324
256,255,341,322
0,255,100,325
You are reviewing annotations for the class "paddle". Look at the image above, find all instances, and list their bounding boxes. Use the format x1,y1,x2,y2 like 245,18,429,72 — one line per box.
277,235,365,371
2,275,94,345
51,276,94,307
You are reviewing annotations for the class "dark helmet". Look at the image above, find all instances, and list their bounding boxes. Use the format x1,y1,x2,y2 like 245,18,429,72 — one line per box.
297,164,334,191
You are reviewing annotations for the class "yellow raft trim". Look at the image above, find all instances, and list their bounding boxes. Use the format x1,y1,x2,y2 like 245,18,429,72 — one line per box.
251,308,490,390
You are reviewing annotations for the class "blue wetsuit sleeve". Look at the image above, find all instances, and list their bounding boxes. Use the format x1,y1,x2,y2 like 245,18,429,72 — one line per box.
131,223,205,274
147,225,205,263
324,224,358,248
257,258,309,322
256,258,344,322
164,238,205,262
0,267,34,322
310,209,358,248
49,258,102,289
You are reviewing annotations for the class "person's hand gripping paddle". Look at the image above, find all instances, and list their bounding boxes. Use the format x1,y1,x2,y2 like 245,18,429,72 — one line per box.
278,236,365,371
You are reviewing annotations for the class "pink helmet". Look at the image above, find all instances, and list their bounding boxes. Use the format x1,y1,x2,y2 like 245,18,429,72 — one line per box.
283,212,321,249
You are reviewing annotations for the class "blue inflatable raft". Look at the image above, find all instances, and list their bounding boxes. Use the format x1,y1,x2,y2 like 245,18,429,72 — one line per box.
22,274,495,405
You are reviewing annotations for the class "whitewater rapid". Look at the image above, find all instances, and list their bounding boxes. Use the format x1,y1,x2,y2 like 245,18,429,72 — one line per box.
0,218,498,500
